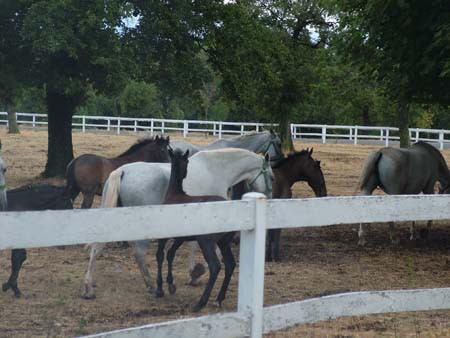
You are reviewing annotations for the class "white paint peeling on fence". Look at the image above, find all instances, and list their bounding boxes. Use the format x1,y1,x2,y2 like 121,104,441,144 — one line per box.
0,200,253,250
81,312,249,338
1,112,450,147
263,288,450,333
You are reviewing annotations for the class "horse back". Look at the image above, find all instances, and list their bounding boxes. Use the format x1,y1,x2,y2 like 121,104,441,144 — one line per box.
7,184,73,211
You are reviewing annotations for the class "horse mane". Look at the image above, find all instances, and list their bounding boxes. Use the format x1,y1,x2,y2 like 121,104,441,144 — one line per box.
117,137,158,158
271,150,309,169
414,141,449,168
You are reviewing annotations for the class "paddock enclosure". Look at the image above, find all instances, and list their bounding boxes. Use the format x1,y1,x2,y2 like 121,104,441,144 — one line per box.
2,129,450,337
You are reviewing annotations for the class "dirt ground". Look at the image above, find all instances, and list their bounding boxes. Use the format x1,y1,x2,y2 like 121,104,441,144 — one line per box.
1,128,450,338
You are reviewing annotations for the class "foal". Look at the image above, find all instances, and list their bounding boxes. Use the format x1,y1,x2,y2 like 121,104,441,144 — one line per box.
157,149,236,312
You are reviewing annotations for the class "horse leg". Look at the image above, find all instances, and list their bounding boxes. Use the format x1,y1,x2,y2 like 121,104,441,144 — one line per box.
192,237,221,313
215,238,236,307
389,222,399,244
273,229,282,262
188,241,206,286
421,220,433,239
133,240,154,295
266,229,274,262
155,239,167,298
2,249,27,298
83,242,106,299
81,191,95,209
410,221,416,240
166,239,185,295
358,223,367,246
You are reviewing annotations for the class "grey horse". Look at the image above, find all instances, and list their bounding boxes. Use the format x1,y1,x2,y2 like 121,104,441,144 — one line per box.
171,129,284,165
357,141,450,245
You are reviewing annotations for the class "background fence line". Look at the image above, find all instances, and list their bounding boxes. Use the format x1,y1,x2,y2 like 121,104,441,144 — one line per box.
1,112,449,149
2,193,450,337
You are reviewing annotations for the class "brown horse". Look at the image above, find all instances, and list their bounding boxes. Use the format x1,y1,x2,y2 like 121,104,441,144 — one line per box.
66,135,170,208
267,148,327,261
157,148,236,312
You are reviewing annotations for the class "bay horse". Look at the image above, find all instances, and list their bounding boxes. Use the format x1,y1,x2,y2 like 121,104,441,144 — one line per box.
2,184,73,298
267,148,327,261
171,129,284,166
156,149,235,312
357,141,450,245
65,135,170,208
83,148,273,301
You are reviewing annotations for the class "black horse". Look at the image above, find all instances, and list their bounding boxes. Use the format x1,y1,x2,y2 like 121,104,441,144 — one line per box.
2,184,73,298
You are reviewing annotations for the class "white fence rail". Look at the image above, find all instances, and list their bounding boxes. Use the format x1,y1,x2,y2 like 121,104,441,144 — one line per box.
1,112,450,149
2,194,450,337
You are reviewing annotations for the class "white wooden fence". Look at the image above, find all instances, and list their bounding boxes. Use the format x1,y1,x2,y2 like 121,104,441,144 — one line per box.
1,112,450,149
2,193,450,337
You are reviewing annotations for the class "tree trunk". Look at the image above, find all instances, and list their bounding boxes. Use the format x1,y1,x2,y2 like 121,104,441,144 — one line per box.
277,117,294,152
398,94,410,148
7,111,20,134
43,92,75,177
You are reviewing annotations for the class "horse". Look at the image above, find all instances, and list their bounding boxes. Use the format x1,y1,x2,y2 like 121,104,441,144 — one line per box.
2,184,73,298
83,148,273,304
65,135,170,208
357,141,450,245
155,149,235,312
171,129,284,166
267,148,327,262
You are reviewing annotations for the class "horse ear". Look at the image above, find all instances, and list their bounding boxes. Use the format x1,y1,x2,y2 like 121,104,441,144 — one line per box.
183,150,189,159
309,148,314,156
155,135,160,141
166,136,170,144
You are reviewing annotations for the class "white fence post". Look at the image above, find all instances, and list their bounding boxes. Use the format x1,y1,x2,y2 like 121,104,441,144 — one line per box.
183,120,188,138
107,118,111,132
219,122,223,139
379,129,383,141
150,119,154,136
82,116,86,133
238,192,267,338
321,126,326,144
134,120,137,132
349,127,353,140
354,126,358,145
439,130,444,150
161,121,165,134
385,128,390,147
117,118,121,135
32,115,36,129
241,124,244,136
415,129,419,142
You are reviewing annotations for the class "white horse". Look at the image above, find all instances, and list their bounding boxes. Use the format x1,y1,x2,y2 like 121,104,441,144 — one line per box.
0,142,7,211
83,148,273,299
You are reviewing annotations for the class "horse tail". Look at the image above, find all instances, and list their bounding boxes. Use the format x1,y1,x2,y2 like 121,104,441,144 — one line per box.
102,168,123,208
65,159,80,201
356,151,382,193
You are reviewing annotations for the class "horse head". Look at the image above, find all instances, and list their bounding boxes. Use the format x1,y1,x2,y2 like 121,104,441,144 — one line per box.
245,153,274,198
261,129,284,166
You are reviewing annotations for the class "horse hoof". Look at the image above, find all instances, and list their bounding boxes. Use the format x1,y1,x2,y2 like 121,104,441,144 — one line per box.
190,263,206,280
83,285,96,300
14,290,22,298
2,282,10,292
168,284,177,295
191,303,204,313
154,289,164,298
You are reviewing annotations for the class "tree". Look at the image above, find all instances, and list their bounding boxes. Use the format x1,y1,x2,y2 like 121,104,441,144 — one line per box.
119,81,162,118
0,0,131,176
330,0,450,147
206,1,331,149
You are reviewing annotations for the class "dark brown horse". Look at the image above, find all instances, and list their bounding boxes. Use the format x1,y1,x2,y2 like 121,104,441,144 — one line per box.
267,148,327,261
3,184,73,298
157,148,236,312
66,135,170,208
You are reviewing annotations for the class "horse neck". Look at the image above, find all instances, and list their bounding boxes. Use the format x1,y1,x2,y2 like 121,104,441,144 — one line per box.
230,133,267,152
167,160,187,197
223,152,262,186
113,149,148,165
